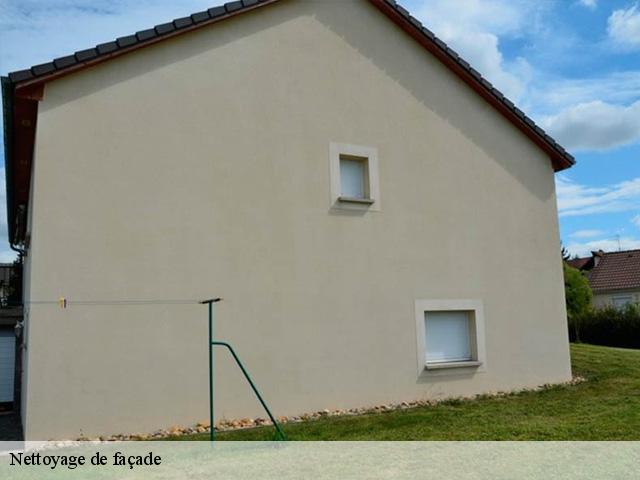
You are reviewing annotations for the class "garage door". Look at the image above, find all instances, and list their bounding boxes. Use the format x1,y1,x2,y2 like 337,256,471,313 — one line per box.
0,330,15,403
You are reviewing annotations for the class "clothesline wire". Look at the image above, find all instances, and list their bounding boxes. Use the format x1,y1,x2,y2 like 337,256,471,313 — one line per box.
3,299,213,306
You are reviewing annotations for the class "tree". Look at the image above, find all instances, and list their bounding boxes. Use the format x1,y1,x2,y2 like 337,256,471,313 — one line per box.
563,262,592,342
561,243,571,262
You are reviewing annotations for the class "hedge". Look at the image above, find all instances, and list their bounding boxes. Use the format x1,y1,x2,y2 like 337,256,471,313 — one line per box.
569,304,640,349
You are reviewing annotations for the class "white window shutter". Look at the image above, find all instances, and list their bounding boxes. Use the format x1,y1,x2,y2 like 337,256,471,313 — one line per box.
425,311,471,363
340,158,365,198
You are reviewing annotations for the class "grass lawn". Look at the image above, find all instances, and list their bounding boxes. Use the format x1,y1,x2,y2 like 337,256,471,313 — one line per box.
172,343,640,440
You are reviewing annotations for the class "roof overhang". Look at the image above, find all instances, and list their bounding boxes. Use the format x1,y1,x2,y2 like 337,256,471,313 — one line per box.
2,0,574,246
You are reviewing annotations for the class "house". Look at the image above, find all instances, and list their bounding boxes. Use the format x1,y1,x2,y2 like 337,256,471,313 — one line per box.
2,0,574,440
569,250,640,309
0,263,22,414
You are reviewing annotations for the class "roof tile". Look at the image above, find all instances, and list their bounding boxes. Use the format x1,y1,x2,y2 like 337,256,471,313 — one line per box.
445,47,459,59
225,2,243,13
191,11,211,23
421,27,435,40
409,16,422,28
468,68,482,79
502,98,515,109
53,55,77,69
31,63,55,76
116,35,137,48
96,42,118,55
75,48,98,62
155,22,175,35
395,5,410,18
173,17,193,29
136,29,157,41
208,6,226,17
8,69,33,83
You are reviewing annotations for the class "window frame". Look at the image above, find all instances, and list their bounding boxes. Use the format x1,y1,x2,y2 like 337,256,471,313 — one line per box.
339,154,371,202
424,310,474,364
329,143,380,211
415,299,486,375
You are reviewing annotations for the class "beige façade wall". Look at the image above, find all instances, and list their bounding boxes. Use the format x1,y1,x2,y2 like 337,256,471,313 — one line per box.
22,0,571,439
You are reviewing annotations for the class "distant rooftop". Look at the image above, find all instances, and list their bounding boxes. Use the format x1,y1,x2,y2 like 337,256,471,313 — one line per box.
576,249,640,293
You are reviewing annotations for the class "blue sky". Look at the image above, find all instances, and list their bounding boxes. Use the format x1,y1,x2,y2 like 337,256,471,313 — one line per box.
0,0,638,260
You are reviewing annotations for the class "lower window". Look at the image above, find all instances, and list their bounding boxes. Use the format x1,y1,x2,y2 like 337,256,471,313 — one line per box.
415,299,486,372
425,311,473,363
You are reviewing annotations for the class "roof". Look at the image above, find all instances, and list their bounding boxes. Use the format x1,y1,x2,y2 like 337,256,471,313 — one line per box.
2,0,575,247
567,257,593,271
588,249,640,293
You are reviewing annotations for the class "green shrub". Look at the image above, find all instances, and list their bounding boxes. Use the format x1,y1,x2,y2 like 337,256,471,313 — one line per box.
563,262,592,324
569,304,640,349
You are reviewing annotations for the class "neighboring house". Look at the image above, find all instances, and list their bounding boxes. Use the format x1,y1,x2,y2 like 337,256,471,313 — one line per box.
2,0,575,440
569,250,640,309
0,263,14,305
0,263,22,413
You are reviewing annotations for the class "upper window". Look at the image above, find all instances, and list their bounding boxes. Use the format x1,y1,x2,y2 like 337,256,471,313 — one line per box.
329,143,380,210
339,155,369,200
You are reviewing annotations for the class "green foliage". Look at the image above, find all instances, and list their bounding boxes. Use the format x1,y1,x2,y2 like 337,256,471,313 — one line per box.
563,263,592,326
569,304,640,349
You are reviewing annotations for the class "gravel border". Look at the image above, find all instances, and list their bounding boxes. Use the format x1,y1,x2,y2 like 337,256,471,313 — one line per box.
73,376,586,441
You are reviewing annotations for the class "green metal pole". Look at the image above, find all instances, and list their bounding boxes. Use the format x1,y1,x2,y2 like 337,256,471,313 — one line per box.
200,298,221,442
208,301,214,442
212,341,287,441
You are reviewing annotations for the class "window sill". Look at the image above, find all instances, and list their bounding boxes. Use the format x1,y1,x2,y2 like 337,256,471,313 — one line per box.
338,196,375,205
425,361,482,370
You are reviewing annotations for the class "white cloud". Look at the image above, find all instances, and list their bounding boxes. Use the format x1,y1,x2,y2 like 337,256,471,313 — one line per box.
566,236,640,257
413,0,540,101
532,71,640,112
633,215,640,229
570,229,604,238
556,176,640,217
541,100,640,151
578,0,597,9
608,4,640,49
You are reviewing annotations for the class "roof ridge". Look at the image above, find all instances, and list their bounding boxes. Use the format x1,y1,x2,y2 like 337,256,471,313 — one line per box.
600,249,640,256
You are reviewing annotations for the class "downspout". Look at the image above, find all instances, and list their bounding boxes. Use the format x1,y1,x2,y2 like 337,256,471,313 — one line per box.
2,77,27,257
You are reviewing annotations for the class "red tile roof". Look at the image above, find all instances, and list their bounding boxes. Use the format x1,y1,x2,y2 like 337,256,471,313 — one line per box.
567,257,591,270
588,249,640,293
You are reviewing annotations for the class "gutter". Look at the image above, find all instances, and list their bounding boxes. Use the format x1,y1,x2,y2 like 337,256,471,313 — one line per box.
1,77,19,254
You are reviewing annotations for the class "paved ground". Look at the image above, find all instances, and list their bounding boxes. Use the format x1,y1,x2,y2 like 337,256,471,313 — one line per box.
0,413,23,441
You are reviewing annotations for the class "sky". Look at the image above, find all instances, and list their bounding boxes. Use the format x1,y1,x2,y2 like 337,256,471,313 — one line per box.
0,0,638,260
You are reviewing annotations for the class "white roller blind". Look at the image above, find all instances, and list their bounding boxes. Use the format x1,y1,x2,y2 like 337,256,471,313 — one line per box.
425,311,471,363
340,157,366,198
